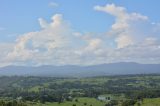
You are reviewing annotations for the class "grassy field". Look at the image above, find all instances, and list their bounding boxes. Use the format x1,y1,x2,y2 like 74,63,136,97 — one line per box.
135,98,160,106
26,98,160,106
1,75,160,106
99,94,125,101
27,97,105,106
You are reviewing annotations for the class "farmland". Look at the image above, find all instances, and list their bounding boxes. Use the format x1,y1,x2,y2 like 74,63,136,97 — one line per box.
1,74,160,106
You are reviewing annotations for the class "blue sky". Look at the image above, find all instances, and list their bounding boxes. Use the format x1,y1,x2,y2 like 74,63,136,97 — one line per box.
0,0,160,66
0,0,160,41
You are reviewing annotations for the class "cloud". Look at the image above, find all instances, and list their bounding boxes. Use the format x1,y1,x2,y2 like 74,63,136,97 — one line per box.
0,4,160,67
86,38,102,51
7,33,18,38
115,35,133,48
49,2,59,8
94,4,148,48
38,18,49,29
0,43,14,67
5,14,73,66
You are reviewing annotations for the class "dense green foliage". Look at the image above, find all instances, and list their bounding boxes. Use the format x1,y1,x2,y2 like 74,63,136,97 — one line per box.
0,100,27,106
0,74,160,106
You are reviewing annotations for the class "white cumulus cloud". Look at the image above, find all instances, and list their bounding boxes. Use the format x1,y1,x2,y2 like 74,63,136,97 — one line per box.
49,2,59,8
94,4,148,48
0,4,160,67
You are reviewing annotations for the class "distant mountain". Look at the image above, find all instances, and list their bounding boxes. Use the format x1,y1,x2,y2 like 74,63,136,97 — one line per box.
0,62,160,77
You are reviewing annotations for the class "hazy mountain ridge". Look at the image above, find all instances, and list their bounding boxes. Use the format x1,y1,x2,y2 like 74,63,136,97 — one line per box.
0,62,160,77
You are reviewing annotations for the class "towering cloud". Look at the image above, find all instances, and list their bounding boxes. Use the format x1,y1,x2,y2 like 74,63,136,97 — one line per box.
94,4,148,48
5,14,73,66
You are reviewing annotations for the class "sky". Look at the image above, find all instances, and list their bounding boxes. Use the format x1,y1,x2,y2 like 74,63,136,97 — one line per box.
0,0,160,67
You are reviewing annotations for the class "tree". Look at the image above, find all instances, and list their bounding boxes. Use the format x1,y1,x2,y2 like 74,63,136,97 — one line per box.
75,99,79,102
84,102,87,105
72,104,76,106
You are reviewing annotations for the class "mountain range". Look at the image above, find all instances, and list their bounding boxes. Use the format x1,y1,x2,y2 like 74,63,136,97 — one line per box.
0,62,160,77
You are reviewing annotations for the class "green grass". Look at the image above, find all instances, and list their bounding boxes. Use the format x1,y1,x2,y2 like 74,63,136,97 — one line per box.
99,94,125,101
27,97,105,106
135,98,160,106
29,86,41,92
